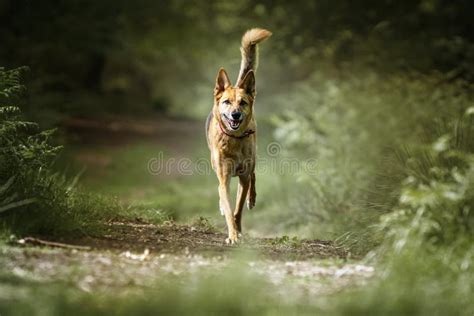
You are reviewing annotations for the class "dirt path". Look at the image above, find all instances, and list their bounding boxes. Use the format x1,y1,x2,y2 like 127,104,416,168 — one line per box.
3,222,373,300
52,221,347,260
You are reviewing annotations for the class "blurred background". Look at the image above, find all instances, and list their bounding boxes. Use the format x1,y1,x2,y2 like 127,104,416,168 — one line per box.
1,0,473,239
1,1,474,314
2,0,473,122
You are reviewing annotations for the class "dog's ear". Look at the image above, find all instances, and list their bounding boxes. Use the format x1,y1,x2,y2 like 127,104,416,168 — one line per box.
238,70,255,96
214,68,231,96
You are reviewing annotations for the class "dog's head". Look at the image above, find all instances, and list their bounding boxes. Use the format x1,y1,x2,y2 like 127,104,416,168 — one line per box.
213,68,255,132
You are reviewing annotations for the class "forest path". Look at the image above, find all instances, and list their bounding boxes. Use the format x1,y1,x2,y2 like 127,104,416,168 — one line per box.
4,221,373,298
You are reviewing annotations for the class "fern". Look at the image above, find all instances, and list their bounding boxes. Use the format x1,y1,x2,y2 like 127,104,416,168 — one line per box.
0,67,61,214
0,67,25,98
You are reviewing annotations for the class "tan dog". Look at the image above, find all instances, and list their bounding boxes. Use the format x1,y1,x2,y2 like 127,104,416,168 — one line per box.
206,28,271,244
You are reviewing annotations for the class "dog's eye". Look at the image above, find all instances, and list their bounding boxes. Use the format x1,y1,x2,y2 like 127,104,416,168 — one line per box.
222,99,231,105
240,100,247,106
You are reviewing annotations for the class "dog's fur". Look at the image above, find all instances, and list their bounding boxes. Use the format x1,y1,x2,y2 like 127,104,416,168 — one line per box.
206,28,271,244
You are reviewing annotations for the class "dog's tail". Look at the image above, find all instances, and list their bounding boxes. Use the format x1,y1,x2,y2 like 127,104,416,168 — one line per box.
236,28,272,86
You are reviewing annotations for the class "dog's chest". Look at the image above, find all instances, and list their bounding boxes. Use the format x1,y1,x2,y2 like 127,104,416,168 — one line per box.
218,135,253,158
216,135,255,175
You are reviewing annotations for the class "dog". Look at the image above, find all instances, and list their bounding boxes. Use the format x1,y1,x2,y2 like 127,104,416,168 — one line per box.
206,28,271,244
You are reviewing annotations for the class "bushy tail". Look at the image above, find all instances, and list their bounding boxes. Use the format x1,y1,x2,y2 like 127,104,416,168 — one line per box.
236,28,272,85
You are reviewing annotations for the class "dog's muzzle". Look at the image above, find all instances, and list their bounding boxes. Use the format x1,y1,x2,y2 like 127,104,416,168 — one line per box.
223,112,243,130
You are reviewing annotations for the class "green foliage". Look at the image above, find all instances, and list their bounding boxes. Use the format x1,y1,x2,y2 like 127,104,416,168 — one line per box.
0,66,25,98
264,71,473,254
0,67,60,216
0,67,128,236
370,115,474,312
191,216,217,233
332,127,474,315
380,138,474,256
269,235,301,247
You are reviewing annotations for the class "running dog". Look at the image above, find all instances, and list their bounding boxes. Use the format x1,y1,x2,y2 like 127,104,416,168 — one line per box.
206,28,272,244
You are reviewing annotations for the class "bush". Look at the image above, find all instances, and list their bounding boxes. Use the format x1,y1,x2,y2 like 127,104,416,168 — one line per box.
262,70,473,252
0,67,123,236
332,114,474,315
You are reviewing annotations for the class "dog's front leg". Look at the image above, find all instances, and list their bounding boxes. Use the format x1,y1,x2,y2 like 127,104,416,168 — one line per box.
217,169,239,244
234,175,250,234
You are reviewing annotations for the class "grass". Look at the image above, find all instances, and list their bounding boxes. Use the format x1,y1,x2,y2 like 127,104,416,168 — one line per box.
268,235,302,248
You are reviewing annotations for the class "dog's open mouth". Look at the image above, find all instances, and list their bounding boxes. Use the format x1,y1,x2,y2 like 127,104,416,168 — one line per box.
224,115,242,130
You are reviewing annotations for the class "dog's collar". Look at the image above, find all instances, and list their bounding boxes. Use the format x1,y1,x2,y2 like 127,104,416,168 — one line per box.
218,119,255,139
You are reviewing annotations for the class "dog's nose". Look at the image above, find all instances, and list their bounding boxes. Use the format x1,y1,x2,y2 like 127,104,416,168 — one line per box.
231,112,242,120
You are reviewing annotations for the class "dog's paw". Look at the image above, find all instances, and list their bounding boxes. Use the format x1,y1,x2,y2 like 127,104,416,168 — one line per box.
247,199,255,210
225,237,240,245
225,231,240,245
